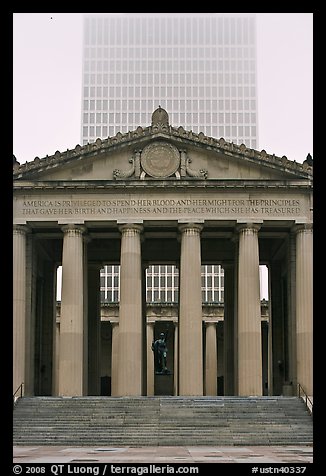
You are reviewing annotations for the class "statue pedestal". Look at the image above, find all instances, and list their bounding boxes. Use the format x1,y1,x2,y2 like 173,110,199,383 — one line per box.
154,372,173,396
155,369,172,375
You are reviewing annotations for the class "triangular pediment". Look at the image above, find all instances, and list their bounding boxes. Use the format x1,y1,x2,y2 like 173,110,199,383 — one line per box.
13,115,313,184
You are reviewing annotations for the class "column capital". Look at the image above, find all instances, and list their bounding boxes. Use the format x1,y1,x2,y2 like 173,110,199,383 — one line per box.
178,222,203,235
61,224,87,236
204,320,217,327
119,223,144,236
13,224,31,235
236,222,261,234
292,223,313,234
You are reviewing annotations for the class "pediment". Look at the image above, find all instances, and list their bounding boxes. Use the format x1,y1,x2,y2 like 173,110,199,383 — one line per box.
13,120,312,185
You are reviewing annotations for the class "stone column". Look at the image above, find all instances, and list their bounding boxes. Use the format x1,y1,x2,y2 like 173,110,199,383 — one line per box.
232,237,239,395
52,270,60,397
237,223,262,396
173,321,178,396
223,263,235,395
88,264,101,395
53,318,60,396
58,224,87,396
110,322,119,396
141,263,148,396
270,261,284,396
83,237,89,396
13,225,30,394
178,223,203,396
38,261,56,396
294,224,313,396
117,224,143,396
146,321,155,396
205,322,217,395
286,232,297,390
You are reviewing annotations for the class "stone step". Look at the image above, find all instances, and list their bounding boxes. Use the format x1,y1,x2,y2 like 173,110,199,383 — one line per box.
13,396,313,446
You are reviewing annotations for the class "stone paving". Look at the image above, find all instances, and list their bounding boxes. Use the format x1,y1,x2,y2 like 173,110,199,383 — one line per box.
13,445,313,464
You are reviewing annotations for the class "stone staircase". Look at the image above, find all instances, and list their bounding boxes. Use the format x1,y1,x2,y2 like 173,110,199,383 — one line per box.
13,396,313,446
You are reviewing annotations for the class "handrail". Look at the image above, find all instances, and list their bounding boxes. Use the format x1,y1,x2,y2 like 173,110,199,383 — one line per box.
297,383,313,415
13,382,24,407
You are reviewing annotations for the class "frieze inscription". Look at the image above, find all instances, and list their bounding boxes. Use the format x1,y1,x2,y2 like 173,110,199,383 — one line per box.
17,196,306,221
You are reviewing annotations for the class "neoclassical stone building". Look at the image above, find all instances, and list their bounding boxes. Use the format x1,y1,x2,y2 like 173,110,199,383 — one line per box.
13,108,313,398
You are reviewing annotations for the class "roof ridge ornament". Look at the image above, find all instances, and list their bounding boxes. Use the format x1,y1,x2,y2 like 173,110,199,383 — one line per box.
151,106,169,126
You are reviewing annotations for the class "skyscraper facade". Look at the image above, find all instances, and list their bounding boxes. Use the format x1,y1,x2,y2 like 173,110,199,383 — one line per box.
81,13,258,147
81,13,258,305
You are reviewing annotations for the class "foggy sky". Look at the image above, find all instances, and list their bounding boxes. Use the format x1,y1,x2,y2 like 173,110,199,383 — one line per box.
13,13,313,164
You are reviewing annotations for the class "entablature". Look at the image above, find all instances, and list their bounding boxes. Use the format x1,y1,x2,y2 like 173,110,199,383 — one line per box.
13,178,313,192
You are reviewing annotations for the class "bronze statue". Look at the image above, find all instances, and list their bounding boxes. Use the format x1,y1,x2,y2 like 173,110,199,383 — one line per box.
151,331,170,374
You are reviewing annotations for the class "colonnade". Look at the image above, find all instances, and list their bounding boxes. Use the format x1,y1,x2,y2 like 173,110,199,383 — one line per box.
13,222,313,397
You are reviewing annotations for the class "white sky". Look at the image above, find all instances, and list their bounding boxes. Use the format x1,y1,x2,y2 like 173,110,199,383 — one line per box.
13,13,313,301
13,12,313,164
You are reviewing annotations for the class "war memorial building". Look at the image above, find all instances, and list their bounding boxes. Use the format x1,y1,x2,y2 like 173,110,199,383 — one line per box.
13,108,313,400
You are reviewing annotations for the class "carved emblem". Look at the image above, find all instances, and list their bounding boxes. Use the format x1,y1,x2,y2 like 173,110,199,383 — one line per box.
141,142,180,178
185,157,208,179
113,158,135,179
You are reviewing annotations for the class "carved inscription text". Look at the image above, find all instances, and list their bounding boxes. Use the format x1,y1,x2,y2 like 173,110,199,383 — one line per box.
18,196,305,221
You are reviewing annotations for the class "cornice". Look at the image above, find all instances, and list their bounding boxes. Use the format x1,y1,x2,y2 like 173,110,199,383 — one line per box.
13,122,313,181
13,178,313,192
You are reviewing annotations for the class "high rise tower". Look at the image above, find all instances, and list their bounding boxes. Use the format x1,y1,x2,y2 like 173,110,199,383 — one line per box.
81,13,258,148
81,13,258,305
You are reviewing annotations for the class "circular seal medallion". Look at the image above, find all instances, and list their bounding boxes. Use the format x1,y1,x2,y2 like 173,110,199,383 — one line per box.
141,142,180,178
